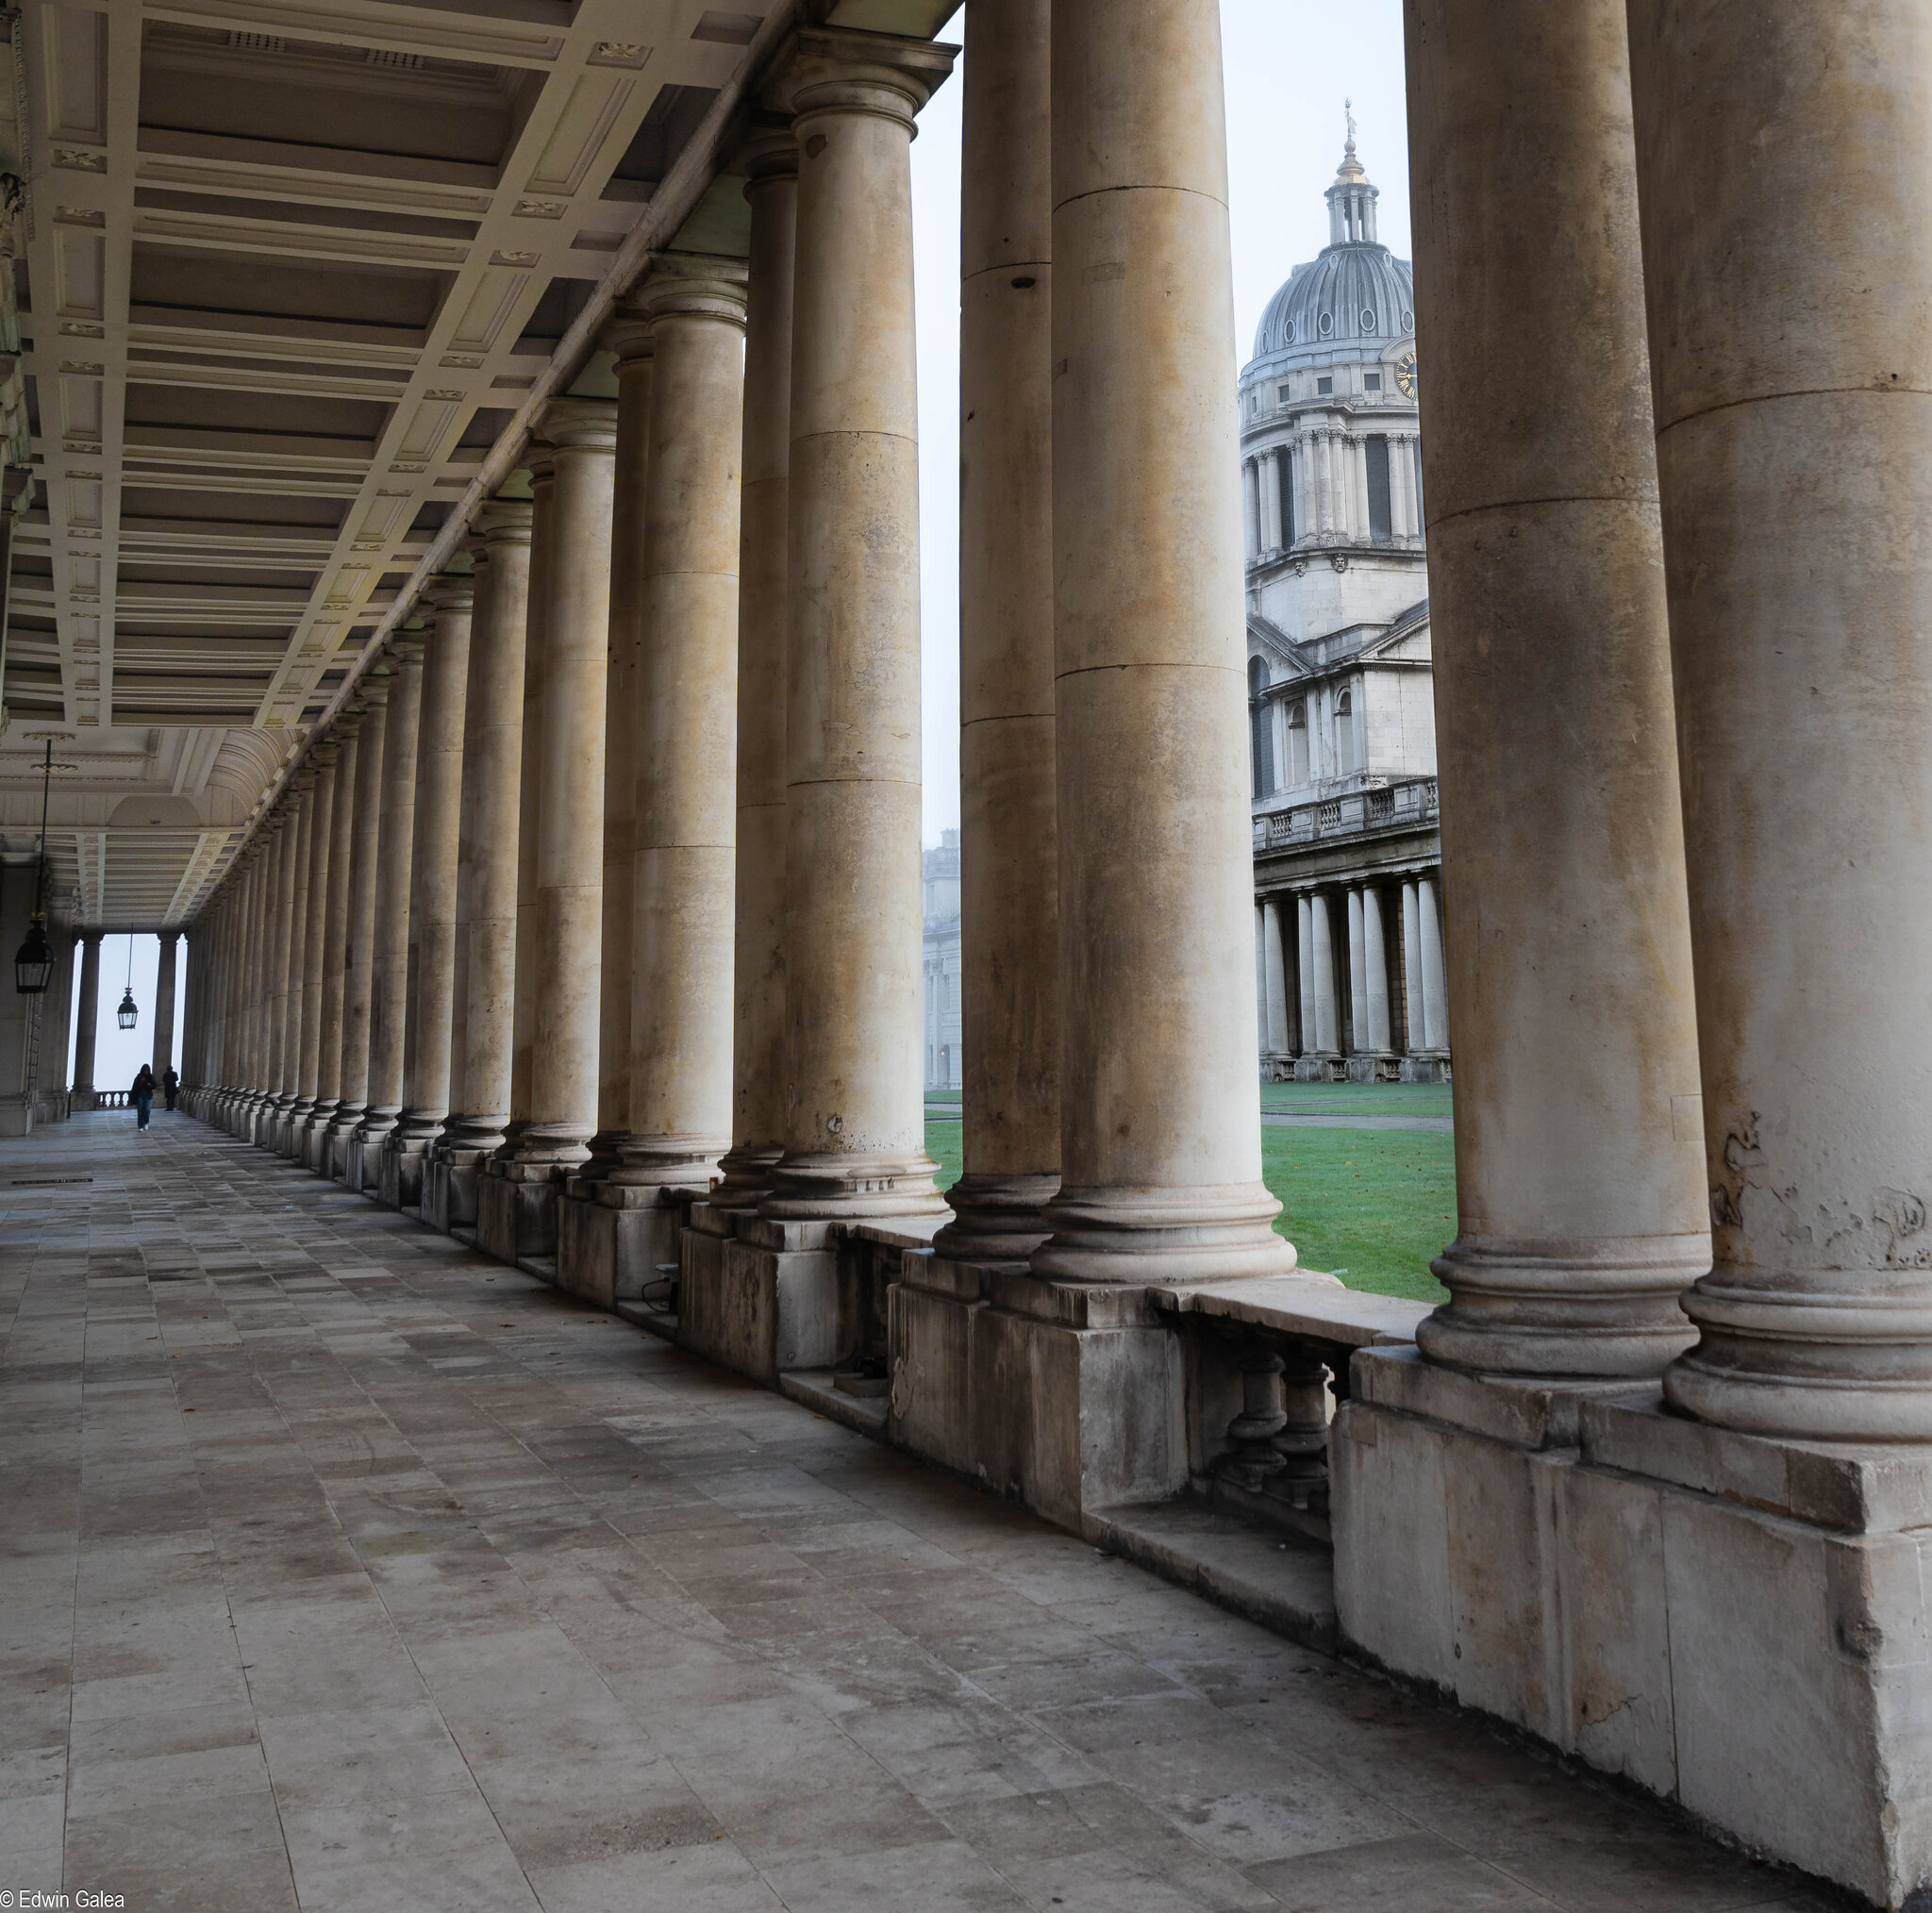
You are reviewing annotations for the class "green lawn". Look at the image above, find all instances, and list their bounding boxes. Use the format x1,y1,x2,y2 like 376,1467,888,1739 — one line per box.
1259,1079,1453,1118
923,1110,1454,1306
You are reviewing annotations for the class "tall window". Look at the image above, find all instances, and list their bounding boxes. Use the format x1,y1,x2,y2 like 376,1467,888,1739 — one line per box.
1366,436,1392,541
1249,656,1275,798
1287,700,1309,785
1335,687,1358,774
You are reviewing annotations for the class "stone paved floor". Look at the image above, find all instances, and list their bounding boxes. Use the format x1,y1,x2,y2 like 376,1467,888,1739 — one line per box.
0,1110,1848,1913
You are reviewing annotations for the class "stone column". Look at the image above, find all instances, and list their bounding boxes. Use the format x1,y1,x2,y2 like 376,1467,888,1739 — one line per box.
1401,877,1424,1051
506,455,556,1155
586,323,653,1177
311,713,360,1160
151,933,178,1081
1257,452,1280,554
1034,0,1291,1282
1310,891,1339,1057
444,498,532,1181
1418,873,1448,1052
1296,896,1316,1061
760,26,956,1224
1622,0,1932,1436
328,682,388,1173
1262,897,1291,1058
520,398,617,1172
934,0,1059,1260
357,632,425,1175
1242,460,1258,559
1346,887,1367,1054
243,842,274,1121
713,124,798,1213
1406,0,1707,1377
389,577,473,1207
1363,883,1391,1054
608,257,745,1208
72,930,100,1109
264,800,301,1129
275,777,316,1145
290,741,338,1147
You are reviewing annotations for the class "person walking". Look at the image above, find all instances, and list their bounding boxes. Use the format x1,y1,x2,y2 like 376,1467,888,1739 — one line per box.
161,1065,179,1112
131,1064,156,1132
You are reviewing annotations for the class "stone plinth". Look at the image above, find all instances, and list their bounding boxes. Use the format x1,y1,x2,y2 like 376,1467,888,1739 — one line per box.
477,1158,560,1270
888,1256,1189,1534
1332,1347,1932,1907
679,1205,841,1385
557,1180,700,1313
375,1134,430,1213
423,1147,485,1235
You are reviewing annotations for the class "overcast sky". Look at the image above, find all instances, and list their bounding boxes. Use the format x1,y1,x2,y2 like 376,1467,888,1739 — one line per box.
911,0,1412,843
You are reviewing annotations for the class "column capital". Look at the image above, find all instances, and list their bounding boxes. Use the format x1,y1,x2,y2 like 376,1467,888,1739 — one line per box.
308,738,341,769
737,108,798,190
158,929,180,947
538,395,618,453
473,497,534,547
599,307,655,370
331,707,365,740
525,441,557,487
386,627,429,669
637,253,749,328
771,25,957,128
424,571,475,615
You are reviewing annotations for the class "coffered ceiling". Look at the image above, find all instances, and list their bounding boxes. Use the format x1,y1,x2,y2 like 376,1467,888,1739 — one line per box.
0,0,785,927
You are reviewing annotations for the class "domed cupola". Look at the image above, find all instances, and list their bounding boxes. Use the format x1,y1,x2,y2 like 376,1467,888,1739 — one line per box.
1251,112,1415,365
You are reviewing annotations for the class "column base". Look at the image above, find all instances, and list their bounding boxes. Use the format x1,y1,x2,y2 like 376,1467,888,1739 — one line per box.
1399,1051,1452,1084
931,1171,1058,1263
888,1256,1189,1534
477,1156,563,1268
0,1093,33,1138
282,1098,317,1156
1029,1181,1297,1286
1344,1052,1401,1085
71,1088,97,1113
709,1140,782,1214
376,1133,432,1211
1291,1052,1346,1083
423,1147,488,1234
759,1146,948,1223
678,1204,842,1384
325,1104,365,1183
1418,1235,1707,1380
1333,1345,1932,1908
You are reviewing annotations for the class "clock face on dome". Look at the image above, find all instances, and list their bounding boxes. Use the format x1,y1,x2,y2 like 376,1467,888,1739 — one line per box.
1394,350,1418,400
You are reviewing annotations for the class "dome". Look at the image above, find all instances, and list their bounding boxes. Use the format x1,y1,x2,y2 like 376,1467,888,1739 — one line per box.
1250,126,1414,365
1253,247,1414,361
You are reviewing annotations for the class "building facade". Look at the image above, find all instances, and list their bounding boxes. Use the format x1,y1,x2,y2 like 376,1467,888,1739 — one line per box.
923,828,961,1090
1246,133,1447,1081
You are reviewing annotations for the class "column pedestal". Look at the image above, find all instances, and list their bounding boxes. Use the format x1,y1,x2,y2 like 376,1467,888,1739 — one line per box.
1333,1349,1932,1907
477,1158,562,1273
678,1205,846,1386
557,1178,702,1313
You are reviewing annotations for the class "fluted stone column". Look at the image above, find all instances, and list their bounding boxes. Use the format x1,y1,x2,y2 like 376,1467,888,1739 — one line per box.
310,713,360,1163
1418,873,1447,1052
1309,892,1339,1060
506,456,556,1157
761,26,956,1223
586,324,652,1179
1033,0,1291,1283
1362,883,1391,1056
356,632,425,1183
437,497,532,1222
1346,889,1367,1056
487,396,616,1269
934,0,1059,1261
328,683,387,1174
712,122,798,1213
72,930,100,1109
387,577,473,1208
1261,897,1291,1059
1407,0,1707,1377
289,742,338,1149
152,933,178,1083
605,256,745,1220
1624,0,1932,1436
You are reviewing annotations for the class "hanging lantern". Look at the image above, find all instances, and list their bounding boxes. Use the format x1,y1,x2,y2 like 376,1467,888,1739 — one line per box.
12,914,51,993
117,985,138,1030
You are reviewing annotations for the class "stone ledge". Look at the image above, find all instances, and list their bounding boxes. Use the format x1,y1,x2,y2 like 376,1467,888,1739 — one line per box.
780,1367,889,1437
1151,1275,1429,1348
1089,1499,1337,1655
1353,1344,1651,1450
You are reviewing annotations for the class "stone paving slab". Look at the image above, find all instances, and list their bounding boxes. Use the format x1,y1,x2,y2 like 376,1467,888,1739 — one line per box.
0,1109,1850,1912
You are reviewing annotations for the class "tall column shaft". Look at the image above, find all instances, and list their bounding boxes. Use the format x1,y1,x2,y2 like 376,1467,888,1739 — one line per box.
152,934,178,1077
524,399,617,1162
936,0,1059,1259
1626,0,1932,1435
761,27,956,1223
279,780,315,1119
1310,891,1339,1056
1419,873,1448,1052
265,806,299,1105
1242,460,1258,559
72,932,100,1102
1346,888,1367,1053
292,744,338,1123
332,684,388,1143
713,127,798,1211
508,457,557,1141
361,637,425,1142
1262,898,1291,1056
314,715,361,1132
451,499,533,1154
398,580,474,1145
1296,896,1316,1058
615,261,746,1189
591,328,652,1171
1033,0,1291,1281
1363,884,1391,1053
1407,0,1707,1377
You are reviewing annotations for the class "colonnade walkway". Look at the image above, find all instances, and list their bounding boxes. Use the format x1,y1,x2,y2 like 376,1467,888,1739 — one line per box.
1,1112,1833,1913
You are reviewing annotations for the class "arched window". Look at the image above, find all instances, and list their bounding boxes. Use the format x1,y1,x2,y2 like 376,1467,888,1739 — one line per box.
1287,699,1309,786
1335,688,1358,775
1249,657,1274,798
